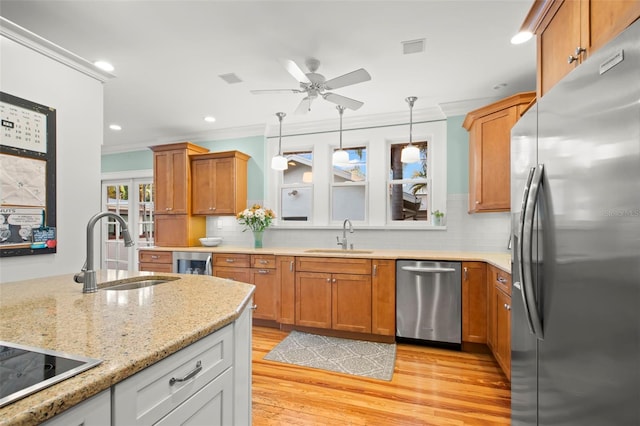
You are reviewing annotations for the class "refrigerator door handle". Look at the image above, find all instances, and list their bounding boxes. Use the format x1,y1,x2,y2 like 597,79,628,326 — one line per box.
517,167,536,334
522,164,544,340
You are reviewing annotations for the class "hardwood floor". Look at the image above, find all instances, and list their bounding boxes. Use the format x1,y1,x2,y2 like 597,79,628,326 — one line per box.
252,326,511,425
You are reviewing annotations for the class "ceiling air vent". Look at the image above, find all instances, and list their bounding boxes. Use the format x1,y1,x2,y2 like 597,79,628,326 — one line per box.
219,73,243,84
402,38,425,55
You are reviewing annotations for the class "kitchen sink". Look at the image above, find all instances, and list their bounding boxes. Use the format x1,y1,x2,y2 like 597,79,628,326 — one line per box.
304,249,374,254
101,276,180,291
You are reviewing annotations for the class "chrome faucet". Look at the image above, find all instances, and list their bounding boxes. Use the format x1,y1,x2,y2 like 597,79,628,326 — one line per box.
74,212,134,293
336,218,354,250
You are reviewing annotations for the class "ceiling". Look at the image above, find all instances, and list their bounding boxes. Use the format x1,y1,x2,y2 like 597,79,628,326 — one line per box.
0,0,536,154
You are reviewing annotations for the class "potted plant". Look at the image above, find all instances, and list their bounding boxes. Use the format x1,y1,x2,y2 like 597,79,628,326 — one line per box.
432,210,445,226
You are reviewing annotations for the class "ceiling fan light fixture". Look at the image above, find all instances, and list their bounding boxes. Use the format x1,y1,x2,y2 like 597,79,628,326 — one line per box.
271,112,288,171
401,96,420,164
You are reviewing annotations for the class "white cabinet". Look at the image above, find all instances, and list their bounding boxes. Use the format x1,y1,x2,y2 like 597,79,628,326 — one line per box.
42,390,110,426
113,303,252,425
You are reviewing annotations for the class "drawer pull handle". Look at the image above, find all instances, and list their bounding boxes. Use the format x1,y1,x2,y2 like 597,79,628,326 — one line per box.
258,269,269,274
169,360,202,385
225,259,235,263
497,276,507,284
259,259,268,264
151,255,159,259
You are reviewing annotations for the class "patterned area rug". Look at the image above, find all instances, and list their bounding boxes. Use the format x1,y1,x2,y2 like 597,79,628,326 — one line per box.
263,331,396,381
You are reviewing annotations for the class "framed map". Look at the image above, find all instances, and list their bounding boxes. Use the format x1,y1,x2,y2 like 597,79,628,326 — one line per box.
0,92,57,257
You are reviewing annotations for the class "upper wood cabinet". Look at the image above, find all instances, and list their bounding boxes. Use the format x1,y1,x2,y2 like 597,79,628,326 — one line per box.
525,0,640,97
152,142,208,215
463,92,536,213
191,151,249,215
151,142,208,247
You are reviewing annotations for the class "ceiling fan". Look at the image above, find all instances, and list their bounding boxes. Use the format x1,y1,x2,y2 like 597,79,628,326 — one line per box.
250,58,371,114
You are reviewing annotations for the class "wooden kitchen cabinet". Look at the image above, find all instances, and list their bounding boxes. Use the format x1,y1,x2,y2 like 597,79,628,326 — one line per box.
278,256,296,325
463,92,536,213
295,257,373,333
191,151,249,215
151,142,208,247
526,0,640,97
138,250,173,272
213,253,279,322
487,264,512,379
461,261,487,344
372,259,396,336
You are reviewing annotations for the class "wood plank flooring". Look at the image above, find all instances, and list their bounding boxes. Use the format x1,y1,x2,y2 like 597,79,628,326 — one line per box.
252,326,511,425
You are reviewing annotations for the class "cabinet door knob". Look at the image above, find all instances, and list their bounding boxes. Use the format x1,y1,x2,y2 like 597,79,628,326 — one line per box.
504,303,511,311
165,207,172,211
568,54,579,64
326,278,331,283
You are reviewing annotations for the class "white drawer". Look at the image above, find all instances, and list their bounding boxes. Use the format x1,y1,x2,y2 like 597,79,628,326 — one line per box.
113,324,234,426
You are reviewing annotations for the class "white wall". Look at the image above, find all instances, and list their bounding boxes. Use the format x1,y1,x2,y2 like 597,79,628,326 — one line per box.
0,28,107,283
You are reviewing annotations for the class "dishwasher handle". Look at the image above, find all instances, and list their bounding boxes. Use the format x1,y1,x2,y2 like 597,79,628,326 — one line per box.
401,266,456,273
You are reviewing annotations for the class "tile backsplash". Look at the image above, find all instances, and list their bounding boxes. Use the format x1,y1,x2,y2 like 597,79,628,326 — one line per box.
205,194,511,253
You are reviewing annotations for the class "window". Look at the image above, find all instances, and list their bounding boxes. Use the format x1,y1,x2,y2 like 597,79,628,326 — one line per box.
331,146,367,221
280,150,313,222
388,141,429,221
267,118,447,227
101,177,154,271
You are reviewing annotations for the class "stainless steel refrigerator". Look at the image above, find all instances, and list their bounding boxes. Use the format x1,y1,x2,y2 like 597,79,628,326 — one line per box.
510,19,640,426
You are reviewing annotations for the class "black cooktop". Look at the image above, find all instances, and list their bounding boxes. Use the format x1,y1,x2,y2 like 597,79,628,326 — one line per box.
0,341,101,407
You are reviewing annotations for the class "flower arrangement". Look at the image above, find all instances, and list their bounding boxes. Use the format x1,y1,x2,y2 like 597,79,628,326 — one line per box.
236,204,276,232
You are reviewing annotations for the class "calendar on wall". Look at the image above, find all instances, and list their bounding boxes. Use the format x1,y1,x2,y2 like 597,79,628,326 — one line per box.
0,92,57,257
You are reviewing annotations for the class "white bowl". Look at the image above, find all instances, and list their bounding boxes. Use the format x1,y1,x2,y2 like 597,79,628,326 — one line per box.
199,237,223,247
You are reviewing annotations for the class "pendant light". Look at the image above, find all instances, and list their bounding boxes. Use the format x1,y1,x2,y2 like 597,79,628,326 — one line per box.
401,96,420,163
271,112,288,170
332,105,349,166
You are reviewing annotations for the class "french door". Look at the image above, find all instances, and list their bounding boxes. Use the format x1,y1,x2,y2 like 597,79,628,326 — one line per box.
101,178,154,271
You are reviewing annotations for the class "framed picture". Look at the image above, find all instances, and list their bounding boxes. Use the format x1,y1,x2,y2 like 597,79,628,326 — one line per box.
0,92,57,257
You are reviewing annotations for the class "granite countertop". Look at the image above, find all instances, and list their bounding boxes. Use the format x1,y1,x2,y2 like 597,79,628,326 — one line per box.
0,270,255,426
149,245,513,273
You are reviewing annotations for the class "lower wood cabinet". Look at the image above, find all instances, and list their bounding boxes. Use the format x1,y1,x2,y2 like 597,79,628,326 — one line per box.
461,261,487,343
213,253,278,321
278,256,296,325
295,257,373,334
138,250,173,272
487,264,512,379
372,259,396,336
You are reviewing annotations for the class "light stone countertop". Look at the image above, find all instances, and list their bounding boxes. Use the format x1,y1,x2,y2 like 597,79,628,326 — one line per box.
153,245,513,273
0,270,255,426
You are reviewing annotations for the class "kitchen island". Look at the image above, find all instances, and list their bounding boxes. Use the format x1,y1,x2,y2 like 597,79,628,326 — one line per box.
0,270,255,426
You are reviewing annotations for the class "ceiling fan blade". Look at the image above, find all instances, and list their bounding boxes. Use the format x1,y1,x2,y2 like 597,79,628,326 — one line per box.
283,59,311,83
322,93,364,111
250,89,302,94
324,68,371,90
294,97,313,114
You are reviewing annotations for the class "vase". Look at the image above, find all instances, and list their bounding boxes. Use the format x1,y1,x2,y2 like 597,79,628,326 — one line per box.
252,230,264,249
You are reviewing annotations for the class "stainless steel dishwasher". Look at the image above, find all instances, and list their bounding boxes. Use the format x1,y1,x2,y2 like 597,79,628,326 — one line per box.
396,260,462,346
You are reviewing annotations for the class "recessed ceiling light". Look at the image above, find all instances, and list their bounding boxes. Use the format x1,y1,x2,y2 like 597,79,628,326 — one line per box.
511,31,533,45
109,124,122,131
204,116,216,123
94,60,115,72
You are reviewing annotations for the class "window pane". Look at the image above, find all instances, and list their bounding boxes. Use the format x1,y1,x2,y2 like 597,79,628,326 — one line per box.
332,186,365,221
283,151,313,184
389,141,429,221
281,186,312,222
333,146,366,182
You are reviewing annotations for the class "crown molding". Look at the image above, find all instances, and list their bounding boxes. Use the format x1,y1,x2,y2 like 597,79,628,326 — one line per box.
1,17,115,83
438,96,504,117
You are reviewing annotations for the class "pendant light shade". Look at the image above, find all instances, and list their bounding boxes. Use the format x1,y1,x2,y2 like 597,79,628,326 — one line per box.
271,112,288,170
332,105,349,166
401,96,420,164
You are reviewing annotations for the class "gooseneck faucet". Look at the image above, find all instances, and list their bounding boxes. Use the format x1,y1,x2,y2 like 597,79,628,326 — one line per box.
74,211,134,293
337,218,354,250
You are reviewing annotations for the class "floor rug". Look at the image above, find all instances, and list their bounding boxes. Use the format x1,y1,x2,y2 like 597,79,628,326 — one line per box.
263,330,396,381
